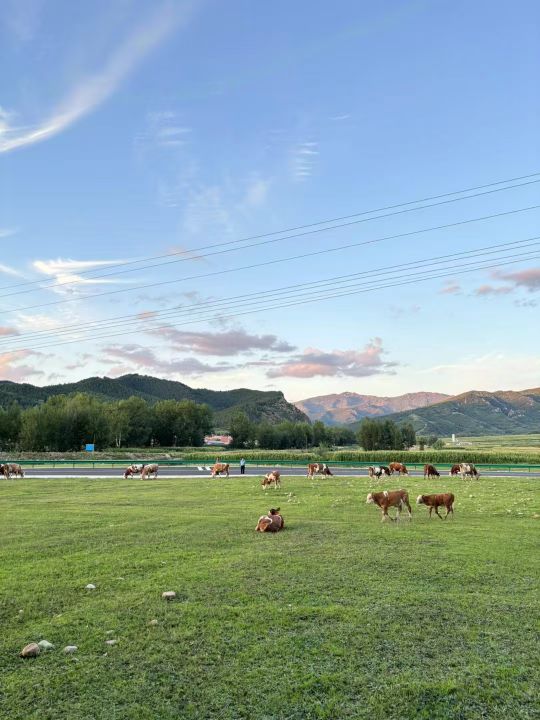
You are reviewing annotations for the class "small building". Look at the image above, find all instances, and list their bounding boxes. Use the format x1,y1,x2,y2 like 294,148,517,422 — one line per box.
204,434,233,447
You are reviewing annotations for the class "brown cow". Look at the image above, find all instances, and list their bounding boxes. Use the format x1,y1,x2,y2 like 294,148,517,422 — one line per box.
262,471,281,490
366,489,412,522
7,463,24,478
307,463,333,479
0,463,9,479
256,508,284,532
389,462,408,475
416,493,455,519
211,462,230,478
424,464,440,479
449,464,461,476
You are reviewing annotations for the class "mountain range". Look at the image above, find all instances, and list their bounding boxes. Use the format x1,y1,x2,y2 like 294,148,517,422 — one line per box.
294,391,449,425
378,387,540,436
0,374,309,426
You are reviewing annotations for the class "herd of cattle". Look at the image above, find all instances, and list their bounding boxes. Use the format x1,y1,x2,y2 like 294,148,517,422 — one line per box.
1,458,476,528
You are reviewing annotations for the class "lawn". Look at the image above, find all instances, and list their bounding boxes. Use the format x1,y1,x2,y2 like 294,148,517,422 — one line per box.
1,475,538,720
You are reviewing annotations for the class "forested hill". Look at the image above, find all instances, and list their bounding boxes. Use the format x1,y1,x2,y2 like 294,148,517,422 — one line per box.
374,387,540,436
0,374,309,425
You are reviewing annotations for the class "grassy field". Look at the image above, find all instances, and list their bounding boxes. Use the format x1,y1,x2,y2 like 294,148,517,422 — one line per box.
1,475,539,720
443,434,540,450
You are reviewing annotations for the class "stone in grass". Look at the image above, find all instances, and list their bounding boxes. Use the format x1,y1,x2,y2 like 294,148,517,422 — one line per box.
20,643,40,658
105,639,117,646
63,645,78,654
85,584,96,590
162,591,176,601
38,639,54,651
148,619,159,626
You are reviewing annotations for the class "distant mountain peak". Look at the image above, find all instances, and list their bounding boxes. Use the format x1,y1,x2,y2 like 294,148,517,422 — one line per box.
294,391,449,425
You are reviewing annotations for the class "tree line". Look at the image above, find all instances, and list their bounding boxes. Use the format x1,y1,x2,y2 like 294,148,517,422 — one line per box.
0,394,213,452
0,394,416,452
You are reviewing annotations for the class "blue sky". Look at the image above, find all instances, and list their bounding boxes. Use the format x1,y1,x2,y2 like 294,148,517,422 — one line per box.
1,0,539,400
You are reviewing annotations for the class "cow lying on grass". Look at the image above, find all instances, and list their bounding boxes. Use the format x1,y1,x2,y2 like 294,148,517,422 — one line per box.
416,493,455,519
262,471,281,490
366,489,412,522
256,508,284,532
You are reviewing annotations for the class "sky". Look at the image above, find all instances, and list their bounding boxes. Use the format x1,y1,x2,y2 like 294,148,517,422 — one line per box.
1,0,539,402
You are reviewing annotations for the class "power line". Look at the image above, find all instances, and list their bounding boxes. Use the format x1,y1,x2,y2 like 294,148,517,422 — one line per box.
3,248,538,356
1,175,539,297
2,203,539,315
3,235,539,347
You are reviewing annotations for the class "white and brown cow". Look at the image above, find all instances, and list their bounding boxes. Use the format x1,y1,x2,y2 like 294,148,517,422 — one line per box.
366,489,412,522
2,463,24,478
416,493,455,519
262,471,281,490
389,462,408,476
211,462,230,478
124,464,144,479
307,463,333,479
458,463,480,480
255,508,284,532
141,463,159,480
368,466,391,480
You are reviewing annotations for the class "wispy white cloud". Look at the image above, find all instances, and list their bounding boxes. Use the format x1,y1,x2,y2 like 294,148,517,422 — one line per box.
32,257,130,294
0,261,25,278
292,141,319,181
0,3,191,154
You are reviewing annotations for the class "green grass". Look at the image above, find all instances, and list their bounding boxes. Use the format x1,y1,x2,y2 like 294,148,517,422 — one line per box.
443,434,540,451
1,476,539,720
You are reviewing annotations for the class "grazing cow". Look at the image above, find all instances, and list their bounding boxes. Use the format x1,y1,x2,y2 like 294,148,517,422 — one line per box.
366,489,412,522
459,463,480,480
389,462,408,475
424,464,440,479
6,463,24,478
262,471,281,490
449,464,461,476
124,464,144,479
255,507,284,532
368,466,391,480
141,463,158,480
0,463,9,479
416,493,455,519
307,463,333,479
211,462,230,478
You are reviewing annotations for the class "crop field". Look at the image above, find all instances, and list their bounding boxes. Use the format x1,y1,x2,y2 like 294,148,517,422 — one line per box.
1,475,539,720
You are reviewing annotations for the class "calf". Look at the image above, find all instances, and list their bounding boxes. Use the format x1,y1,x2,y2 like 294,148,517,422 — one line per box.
366,489,412,522
416,493,455,519
424,464,440,479
389,462,408,475
262,471,281,490
256,508,284,532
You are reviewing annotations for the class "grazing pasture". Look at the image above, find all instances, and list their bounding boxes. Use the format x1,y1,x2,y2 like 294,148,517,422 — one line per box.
0,476,538,720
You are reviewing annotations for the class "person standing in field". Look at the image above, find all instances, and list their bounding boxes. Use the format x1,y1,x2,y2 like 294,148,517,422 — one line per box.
240,458,246,475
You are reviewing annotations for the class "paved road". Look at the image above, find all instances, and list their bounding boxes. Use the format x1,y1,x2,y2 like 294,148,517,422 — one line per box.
14,466,540,479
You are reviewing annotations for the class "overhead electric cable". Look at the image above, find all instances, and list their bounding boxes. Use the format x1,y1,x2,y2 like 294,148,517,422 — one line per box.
1,174,539,296
2,203,538,315
3,249,538,356
2,235,539,347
